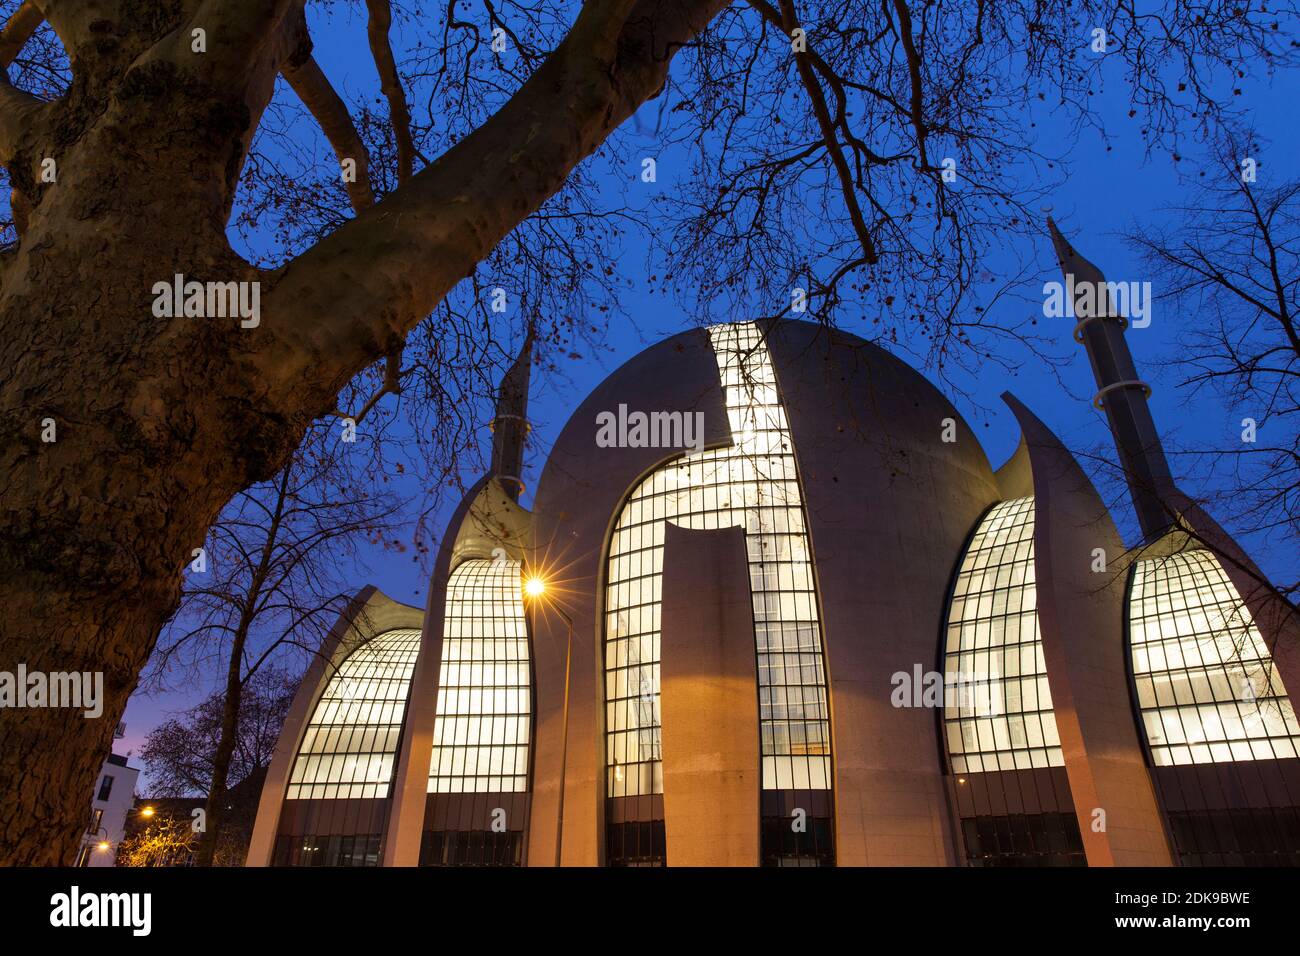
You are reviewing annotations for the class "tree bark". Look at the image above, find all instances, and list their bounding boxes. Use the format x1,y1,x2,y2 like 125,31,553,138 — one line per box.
0,0,725,864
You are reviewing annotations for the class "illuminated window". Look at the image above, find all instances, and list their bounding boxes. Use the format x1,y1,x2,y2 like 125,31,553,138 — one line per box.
942,497,1064,773
286,628,422,800
603,322,832,803
1129,549,1300,766
427,558,531,794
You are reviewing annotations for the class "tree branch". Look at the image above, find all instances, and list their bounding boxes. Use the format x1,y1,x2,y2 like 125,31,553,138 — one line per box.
0,1,48,164
0,0,41,66
1239,180,1300,358
364,0,415,183
774,0,877,263
282,55,375,212
138,0,301,88
331,344,404,423
887,0,929,171
259,0,726,409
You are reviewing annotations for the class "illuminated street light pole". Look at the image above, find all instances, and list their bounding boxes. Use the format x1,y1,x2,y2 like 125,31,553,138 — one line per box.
524,575,573,868
80,826,111,865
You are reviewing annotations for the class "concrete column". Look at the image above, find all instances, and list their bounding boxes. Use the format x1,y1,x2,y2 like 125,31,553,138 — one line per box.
659,524,760,866
1004,393,1173,866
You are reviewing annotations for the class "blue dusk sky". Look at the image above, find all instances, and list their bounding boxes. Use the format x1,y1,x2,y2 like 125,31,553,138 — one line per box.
117,5,1299,785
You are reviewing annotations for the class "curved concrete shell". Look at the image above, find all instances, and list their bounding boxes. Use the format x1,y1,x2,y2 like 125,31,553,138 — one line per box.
386,477,533,865
525,319,1001,866
247,587,425,866
1002,394,1172,865
525,326,733,866
763,320,1000,865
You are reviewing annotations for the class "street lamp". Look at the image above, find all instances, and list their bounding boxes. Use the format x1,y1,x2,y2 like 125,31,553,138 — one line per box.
85,826,112,861
522,573,573,868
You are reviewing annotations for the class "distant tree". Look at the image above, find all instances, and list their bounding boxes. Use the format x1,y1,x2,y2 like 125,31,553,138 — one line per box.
135,668,295,866
116,813,199,868
1126,134,1300,597
145,422,401,865
139,666,296,800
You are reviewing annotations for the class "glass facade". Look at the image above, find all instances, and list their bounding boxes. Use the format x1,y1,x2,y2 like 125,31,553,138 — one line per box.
272,833,382,867
286,628,422,800
427,558,531,794
602,321,832,863
960,812,1085,867
942,497,1064,774
1129,549,1300,766
1162,807,1300,866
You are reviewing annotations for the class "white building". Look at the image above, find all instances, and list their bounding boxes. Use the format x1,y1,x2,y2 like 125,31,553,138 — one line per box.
75,752,140,867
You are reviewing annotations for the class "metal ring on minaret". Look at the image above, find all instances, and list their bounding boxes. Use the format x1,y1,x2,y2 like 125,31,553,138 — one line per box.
489,413,531,430
1072,312,1128,343
1092,379,1151,410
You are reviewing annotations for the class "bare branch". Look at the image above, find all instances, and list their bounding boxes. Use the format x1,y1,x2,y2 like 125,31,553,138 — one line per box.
364,0,415,183
0,0,41,67
0,80,46,162
774,0,877,263
283,55,375,212
886,0,929,171
259,0,724,411
0,1,47,162
331,344,404,423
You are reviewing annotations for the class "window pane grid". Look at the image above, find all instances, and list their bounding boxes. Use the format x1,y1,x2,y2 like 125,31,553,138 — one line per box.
1130,549,1300,766
286,628,422,800
428,558,532,794
603,322,832,798
942,497,1064,774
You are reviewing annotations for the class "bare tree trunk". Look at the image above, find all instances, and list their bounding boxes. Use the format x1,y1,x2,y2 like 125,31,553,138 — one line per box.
193,470,288,866
0,587,176,864
196,642,246,867
0,37,297,863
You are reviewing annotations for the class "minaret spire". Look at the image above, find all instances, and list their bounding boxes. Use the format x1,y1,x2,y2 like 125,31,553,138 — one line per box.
1047,218,1176,542
489,327,533,500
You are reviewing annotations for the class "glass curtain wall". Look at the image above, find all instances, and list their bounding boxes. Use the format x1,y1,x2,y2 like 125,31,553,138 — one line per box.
942,497,1064,773
941,498,1082,866
287,628,423,800
603,321,833,865
423,557,532,865
1129,549,1300,766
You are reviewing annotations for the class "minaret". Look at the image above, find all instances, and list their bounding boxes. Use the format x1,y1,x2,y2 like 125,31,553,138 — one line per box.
1047,218,1177,542
489,329,533,501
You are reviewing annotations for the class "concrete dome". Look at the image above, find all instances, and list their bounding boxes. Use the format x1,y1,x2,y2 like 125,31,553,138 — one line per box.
525,319,1002,866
